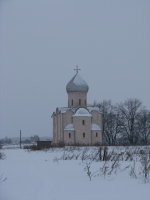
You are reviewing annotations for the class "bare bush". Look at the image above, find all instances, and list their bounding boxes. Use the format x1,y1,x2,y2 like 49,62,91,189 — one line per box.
99,161,109,179
129,160,137,179
0,173,7,183
108,158,120,175
84,162,92,181
52,145,150,183
53,156,59,164
0,152,6,160
139,150,150,183
81,148,89,161
24,144,55,151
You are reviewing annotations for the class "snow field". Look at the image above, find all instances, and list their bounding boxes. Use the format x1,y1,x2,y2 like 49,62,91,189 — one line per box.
0,147,150,200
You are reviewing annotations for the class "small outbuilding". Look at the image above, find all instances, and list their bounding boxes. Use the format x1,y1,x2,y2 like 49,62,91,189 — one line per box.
37,141,52,148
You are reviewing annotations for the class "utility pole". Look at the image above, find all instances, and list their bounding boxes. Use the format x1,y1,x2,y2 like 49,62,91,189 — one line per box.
20,130,21,149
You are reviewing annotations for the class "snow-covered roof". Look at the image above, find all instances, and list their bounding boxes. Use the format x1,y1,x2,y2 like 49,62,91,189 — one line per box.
87,107,102,113
52,107,101,116
57,107,77,113
91,123,101,130
64,124,75,131
57,107,70,113
73,108,92,117
66,73,89,93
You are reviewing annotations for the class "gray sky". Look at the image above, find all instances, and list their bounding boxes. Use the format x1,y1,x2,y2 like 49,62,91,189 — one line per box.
0,0,150,138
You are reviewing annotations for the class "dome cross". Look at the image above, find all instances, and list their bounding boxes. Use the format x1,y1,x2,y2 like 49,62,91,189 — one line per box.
74,66,81,74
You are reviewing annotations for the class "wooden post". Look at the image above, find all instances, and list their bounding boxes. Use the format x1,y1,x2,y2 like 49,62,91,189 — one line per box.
103,147,108,161
99,146,102,161
20,130,21,149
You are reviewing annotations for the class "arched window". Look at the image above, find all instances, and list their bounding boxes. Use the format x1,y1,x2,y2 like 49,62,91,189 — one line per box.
96,132,98,137
72,99,73,106
79,99,81,105
69,133,71,138
82,120,85,125
85,100,86,106
83,133,85,138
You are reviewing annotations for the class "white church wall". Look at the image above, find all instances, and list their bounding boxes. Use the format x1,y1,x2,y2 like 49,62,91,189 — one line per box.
63,110,74,129
68,92,87,107
91,130,102,144
53,115,58,143
64,130,74,144
73,116,91,144
57,114,61,142
91,111,102,129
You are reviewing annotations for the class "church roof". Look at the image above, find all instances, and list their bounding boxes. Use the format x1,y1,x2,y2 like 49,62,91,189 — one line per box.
73,108,92,117
66,73,89,93
87,107,102,113
51,106,102,116
64,124,75,131
91,123,101,130
64,123,101,131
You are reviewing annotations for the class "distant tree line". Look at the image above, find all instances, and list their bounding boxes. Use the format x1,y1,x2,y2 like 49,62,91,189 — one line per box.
0,137,31,145
0,137,12,145
90,99,150,145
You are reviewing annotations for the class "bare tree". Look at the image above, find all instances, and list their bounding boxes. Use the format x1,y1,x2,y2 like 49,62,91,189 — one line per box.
137,109,150,145
0,142,2,149
104,107,123,145
118,99,143,145
90,98,150,145
93,100,122,145
95,100,114,144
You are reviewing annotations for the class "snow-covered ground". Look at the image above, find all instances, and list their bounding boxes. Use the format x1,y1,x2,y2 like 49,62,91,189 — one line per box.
1,144,33,149
0,146,150,200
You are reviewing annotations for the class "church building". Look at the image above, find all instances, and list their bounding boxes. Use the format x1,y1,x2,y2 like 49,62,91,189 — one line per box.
52,67,102,145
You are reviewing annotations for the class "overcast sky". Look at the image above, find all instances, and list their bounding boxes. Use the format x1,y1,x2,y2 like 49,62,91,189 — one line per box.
0,0,150,138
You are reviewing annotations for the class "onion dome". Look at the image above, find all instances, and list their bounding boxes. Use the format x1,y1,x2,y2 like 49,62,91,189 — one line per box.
66,73,89,93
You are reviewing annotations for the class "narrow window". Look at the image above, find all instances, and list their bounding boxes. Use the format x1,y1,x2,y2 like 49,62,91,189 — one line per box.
79,99,81,105
72,99,73,106
96,132,98,137
85,100,86,106
82,120,85,125
83,133,85,138
69,133,71,138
